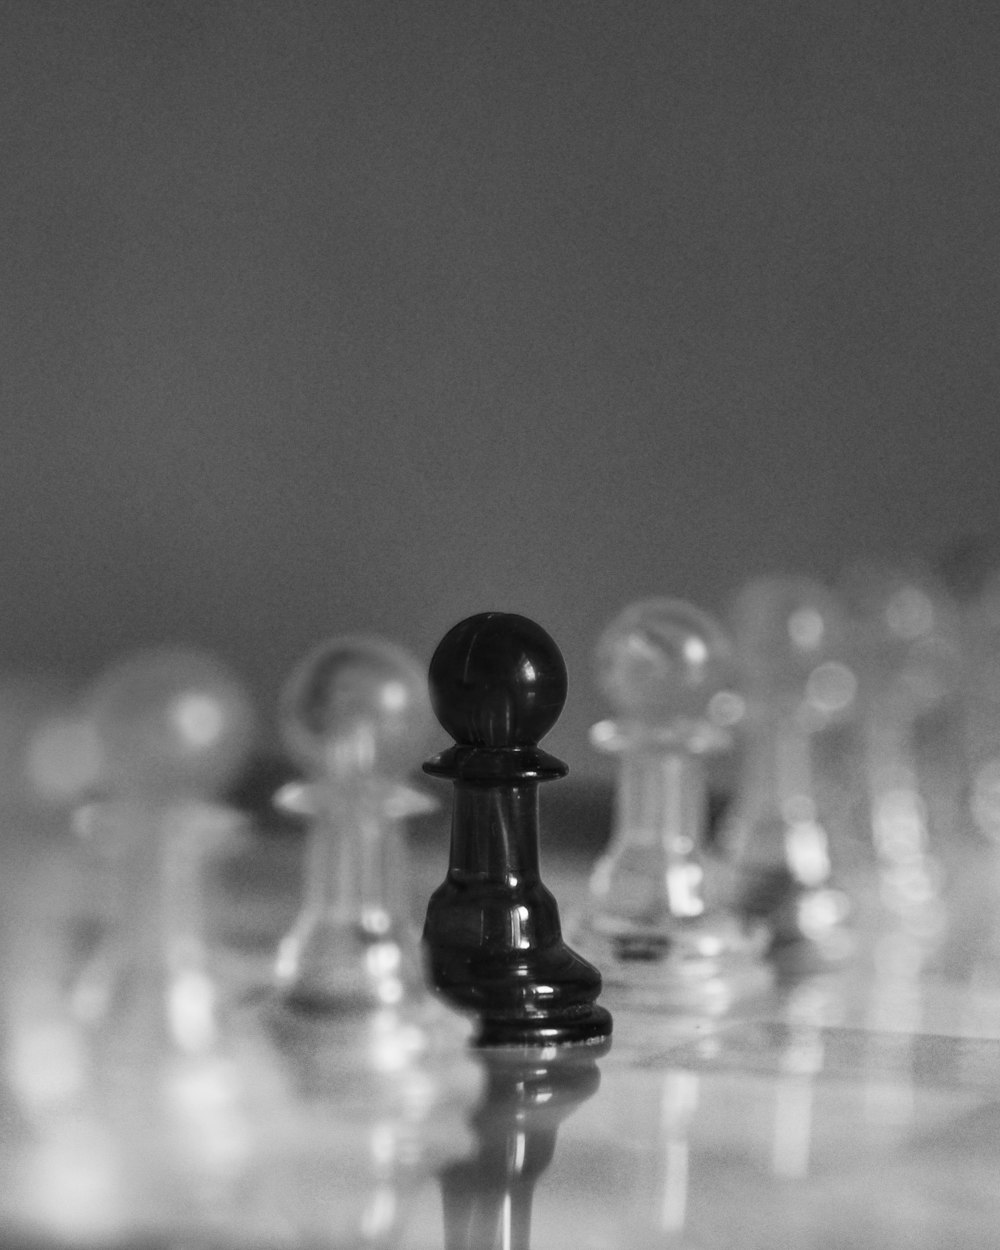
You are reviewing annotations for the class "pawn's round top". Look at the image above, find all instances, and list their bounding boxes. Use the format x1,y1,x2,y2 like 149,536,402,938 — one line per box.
85,646,256,798
596,597,736,725
839,560,958,709
428,613,567,748
280,636,431,778
732,575,845,679
840,559,956,649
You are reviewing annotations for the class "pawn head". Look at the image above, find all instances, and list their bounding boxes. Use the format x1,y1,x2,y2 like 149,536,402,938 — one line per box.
839,559,958,710
840,559,956,650
281,636,431,778
595,598,739,743
428,613,567,748
86,646,257,798
732,575,847,676
732,575,857,723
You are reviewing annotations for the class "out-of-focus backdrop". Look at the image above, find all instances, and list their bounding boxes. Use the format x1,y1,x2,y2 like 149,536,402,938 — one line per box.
4,1,1000,766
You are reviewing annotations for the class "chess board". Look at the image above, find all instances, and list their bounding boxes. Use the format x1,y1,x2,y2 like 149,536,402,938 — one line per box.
404,824,1000,1249
3,788,997,1249
3,575,1000,1249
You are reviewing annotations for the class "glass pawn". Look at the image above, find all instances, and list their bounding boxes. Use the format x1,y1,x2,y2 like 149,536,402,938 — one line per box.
721,577,856,972
67,645,296,1244
572,597,771,1015
263,636,482,1245
73,644,258,1058
275,635,442,1014
953,567,1000,1023
840,560,961,963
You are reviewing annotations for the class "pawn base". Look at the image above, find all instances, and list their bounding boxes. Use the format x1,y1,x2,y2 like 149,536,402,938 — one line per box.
426,936,614,1049
740,868,855,977
474,1004,614,1049
573,911,773,1016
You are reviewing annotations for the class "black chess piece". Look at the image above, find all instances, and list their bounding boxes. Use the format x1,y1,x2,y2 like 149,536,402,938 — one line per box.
439,1045,604,1250
422,612,613,1047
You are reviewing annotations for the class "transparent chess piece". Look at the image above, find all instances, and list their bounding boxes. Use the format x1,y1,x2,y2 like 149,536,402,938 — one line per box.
64,645,302,1244
721,577,856,972
573,597,771,1014
0,674,97,1133
262,636,482,1245
939,563,1000,1028
274,635,442,1013
840,561,961,962
961,567,1000,845
73,644,258,1055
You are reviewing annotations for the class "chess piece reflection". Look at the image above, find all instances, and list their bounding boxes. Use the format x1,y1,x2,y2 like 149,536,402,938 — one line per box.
722,576,855,971
770,981,832,1181
960,569,1000,847
422,612,612,1047
651,1068,700,1238
439,1043,604,1250
573,598,771,1014
266,1006,479,1249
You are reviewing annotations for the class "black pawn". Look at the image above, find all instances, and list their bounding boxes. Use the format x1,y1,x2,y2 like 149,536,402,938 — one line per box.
422,612,613,1047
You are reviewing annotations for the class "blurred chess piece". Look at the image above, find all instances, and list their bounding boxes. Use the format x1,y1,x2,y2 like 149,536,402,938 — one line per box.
422,612,612,1047
439,1044,604,1250
0,673,98,1110
572,597,771,1014
263,636,481,1245
56,644,310,1243
954,571,1000,1027
0,672,102,1236
960,569,1000,846
721,576,855,972
0,672,97,817
839,560,960,960
274,635,438,1011
935,529,1000,605
841,563,984,1111
934,565,1000,1003
72,645,258,1053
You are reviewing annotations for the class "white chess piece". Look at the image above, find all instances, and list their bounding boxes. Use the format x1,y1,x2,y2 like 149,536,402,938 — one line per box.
260,636,482,1246
841,561,960,970
573,597,770,1014
273,635,438,1013
721,576,855,971
72,645,257,1056
58,646,305,1243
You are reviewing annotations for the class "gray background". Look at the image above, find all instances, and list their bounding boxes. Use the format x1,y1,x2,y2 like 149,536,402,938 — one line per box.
4,2,999,768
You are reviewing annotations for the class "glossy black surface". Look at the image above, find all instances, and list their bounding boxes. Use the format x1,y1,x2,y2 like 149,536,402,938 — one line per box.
427,613,568,749
439,1044,605,1250
422,613,612,1047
